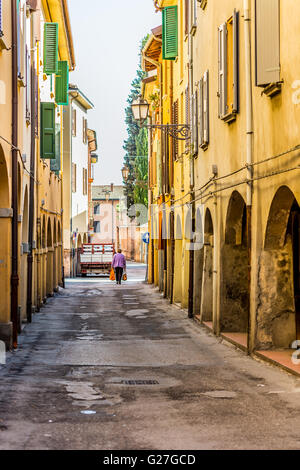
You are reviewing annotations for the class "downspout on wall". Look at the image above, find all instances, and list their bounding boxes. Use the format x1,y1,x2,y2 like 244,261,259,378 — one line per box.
11,0,19,348
244,0,254,352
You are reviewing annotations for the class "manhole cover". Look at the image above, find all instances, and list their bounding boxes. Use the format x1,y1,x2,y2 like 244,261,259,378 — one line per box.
202,391,237,399
121,380,159,386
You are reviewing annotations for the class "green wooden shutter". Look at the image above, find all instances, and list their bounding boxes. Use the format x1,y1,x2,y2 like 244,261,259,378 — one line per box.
50,125,61,174
162,6,178,60
44,23,58,74
40,102,55,159
55,61,69,105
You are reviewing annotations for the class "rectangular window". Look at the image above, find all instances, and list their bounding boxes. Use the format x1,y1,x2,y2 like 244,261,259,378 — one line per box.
198,70,209,150
255,0,280,87
218,10,239,122
40,102,55,159
83,168,87,195
43,22,59,75
26,46,31,122
94,204,100,215
55,61,69,105
82,118,88,143
93,221,100,233
190,0,197,33
191,91,198,156
172,99,179,160
72,163,77,193
162,6,178,60
72,108,77,136
184,0,189,36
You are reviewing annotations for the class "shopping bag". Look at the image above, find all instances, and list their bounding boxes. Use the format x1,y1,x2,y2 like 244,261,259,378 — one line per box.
122,273,127,281
110,268,115,281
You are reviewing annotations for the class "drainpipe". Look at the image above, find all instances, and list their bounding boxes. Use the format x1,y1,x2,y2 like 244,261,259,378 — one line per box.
11,0,19,348
244,0,253,353
188,15,195,318
26,64,36,324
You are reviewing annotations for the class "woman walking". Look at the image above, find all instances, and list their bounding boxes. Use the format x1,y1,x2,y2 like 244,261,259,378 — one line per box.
112,249,126,285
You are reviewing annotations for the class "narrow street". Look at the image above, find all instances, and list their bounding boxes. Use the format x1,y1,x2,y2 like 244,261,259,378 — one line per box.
0,263,300,450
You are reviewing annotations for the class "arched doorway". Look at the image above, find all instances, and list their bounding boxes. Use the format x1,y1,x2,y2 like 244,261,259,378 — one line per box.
173,213,183,304
20,186,29,321
53,219,58,291
76,234,82,276
57,221,62,285
193,207,205,316
200,209,214,325
256,186,299,349
221,191,249,337
0,146,11,328
46,218,53,296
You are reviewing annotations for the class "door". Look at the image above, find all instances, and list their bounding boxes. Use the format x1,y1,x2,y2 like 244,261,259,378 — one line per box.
292,207,300,340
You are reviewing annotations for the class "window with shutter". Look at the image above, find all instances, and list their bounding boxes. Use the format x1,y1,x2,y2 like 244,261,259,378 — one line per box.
40,102,55,159
218,12,239,123
255,0,280,90
172,100,179,160
72,108,77,136
55,61,69,105
26,46,31,122
44,23,58,75
0,0,3,37
162,6,178,60
50,125,61,175
192,92,198,156
198,71,209,151
185,0,189,36
190,0,197,34
72,163,77,193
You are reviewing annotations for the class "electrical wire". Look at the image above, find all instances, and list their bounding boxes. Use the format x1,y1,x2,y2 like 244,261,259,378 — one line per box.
0,134,40,185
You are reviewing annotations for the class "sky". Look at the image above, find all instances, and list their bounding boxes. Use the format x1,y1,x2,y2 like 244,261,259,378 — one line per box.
68,1,160,185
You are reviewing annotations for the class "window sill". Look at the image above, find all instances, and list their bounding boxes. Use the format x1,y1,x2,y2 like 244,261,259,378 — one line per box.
0,34,8,51
262,82,282,98
222,112,237,124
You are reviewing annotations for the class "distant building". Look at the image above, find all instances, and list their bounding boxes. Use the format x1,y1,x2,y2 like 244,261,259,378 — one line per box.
91,185,125,247
63,85,95,277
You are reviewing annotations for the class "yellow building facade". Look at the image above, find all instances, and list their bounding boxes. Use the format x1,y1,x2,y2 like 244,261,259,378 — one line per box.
146,0,300,356
0,0,75,349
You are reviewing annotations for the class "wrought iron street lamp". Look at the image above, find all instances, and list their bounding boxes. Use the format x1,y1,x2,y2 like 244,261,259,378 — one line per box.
131,95,190,141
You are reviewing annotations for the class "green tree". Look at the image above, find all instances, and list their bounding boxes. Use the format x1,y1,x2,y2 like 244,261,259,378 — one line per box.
123,36,149,214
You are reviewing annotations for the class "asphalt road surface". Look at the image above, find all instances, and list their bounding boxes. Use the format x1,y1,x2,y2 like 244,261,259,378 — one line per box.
1,263,300,450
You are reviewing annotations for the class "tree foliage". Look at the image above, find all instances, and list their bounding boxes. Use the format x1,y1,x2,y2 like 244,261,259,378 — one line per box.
123,36,149,214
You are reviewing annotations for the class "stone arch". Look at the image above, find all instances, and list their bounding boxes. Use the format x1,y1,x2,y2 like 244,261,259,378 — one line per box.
225,191,247,246
256,186,300,350
46,218,53,296
53,219,57,245
42,215,46,248
57,221,61,243
265,186,296,250
17,162,21,215
47,218,52,248
200,209,214,323
221,191,249,335
22,186,29,244
20,186,29,320
193,207,205,316
0,146,10,327
0,145,9,208
174,213,183,303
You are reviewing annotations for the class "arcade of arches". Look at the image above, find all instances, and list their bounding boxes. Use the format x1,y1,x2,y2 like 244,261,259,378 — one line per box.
149,188,300,353
189,186,300,353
